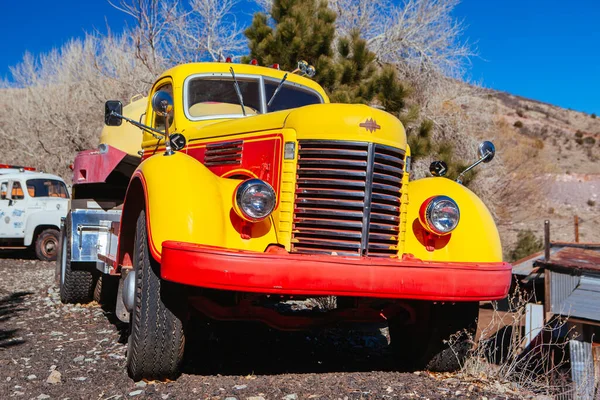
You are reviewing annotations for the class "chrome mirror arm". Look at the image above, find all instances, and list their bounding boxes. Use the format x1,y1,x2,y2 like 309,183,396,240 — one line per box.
456,151,491,185
109,111,164,140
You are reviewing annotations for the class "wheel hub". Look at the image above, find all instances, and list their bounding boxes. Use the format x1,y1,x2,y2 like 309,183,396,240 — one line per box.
43,237,57,257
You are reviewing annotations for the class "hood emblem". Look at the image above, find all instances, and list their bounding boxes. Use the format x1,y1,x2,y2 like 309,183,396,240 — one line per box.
359,118,381,133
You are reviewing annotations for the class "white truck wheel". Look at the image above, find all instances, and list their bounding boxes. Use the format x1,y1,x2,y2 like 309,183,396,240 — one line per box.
35,229,60,261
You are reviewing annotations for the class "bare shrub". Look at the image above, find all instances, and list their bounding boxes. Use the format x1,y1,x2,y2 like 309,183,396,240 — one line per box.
328,0,475,79
0,33,156,179
306,296,337,310
454,285,574,397
583,136,596,146
1,0,246,180
109,0,247,64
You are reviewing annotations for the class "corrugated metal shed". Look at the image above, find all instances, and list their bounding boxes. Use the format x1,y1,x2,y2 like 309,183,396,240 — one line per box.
518,238,600,397
534,245,600,323
570,340,595,400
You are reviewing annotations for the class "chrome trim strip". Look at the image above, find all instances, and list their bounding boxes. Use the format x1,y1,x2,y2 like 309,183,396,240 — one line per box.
360,143,375,256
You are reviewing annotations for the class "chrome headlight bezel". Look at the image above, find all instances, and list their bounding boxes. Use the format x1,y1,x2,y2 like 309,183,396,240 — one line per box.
419,195,460,235
234,178,276,222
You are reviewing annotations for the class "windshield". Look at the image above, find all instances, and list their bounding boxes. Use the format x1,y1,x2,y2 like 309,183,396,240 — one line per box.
265,81,322,112
185,74,324,120
187,77,261,118
26,179,69,198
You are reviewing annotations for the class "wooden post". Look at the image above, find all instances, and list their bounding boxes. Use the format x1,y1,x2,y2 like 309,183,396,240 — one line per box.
544,220,550,262
574,215,580,243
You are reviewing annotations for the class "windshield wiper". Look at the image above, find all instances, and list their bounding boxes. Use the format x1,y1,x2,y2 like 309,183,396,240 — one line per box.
229,67,247,116
267,73,288,108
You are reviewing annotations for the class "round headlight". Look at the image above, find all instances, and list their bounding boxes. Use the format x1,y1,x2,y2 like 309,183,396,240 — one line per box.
419,196,460,235
234,179,276,222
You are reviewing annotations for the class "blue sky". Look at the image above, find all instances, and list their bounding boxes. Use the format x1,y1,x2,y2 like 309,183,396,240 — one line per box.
1,0,599,114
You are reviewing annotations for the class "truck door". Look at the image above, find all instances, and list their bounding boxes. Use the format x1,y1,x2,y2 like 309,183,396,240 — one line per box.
2,180,27,238
0,180,9,238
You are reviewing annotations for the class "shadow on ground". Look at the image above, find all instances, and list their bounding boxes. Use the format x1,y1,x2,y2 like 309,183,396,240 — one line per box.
0,291,33,348
181,320,395,376
0,249,36,260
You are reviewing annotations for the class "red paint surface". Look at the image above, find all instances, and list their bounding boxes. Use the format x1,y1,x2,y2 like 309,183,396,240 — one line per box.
72,146,128,184
186,134,283,195
143,134,283,195
161,241,512,301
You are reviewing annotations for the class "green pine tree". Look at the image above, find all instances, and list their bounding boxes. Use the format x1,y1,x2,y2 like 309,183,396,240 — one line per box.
245,0,474,185
244,0,336,72
244,0,408,118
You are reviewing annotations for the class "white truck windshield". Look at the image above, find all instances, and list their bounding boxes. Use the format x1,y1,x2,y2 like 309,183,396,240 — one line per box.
26,179,69,198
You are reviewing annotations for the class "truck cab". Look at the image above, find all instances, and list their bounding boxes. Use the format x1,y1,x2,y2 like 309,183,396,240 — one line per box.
0,165,69,261
58,61,511,381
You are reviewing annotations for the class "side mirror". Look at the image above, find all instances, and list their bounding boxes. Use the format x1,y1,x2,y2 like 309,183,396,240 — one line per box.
478,141,495,163
151,91,174,116
456,140,497,185
105,101,123,126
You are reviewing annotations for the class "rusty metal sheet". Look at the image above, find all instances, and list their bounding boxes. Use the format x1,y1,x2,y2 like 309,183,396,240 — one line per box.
570,339,595,400
536,247,600,274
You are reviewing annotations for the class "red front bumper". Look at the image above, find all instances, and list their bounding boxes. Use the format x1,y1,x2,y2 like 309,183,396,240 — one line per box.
161,241,512,301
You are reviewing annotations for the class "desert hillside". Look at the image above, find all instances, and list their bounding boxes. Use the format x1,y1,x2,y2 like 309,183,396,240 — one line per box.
461,87,600,251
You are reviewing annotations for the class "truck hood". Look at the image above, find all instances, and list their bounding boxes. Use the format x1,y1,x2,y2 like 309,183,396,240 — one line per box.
186,104,406,149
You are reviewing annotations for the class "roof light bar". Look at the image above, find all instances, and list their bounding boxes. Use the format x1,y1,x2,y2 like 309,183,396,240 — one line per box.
0,164,36,171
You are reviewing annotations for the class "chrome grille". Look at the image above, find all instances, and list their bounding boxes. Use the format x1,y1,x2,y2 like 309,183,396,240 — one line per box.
292,141,405,257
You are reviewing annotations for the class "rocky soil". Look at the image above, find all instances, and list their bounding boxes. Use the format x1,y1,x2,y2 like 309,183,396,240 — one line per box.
1,256,537,399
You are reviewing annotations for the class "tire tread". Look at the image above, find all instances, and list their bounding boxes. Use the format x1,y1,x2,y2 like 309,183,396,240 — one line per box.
126,210,185,381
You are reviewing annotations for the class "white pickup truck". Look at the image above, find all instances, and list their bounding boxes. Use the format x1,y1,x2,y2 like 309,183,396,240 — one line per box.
0,165,69,261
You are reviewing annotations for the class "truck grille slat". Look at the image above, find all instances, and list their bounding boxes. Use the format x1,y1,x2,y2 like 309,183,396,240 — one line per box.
297,169,367,179
295,222,363,231
296,189,365,200
292,140,405,257
296,198,365,210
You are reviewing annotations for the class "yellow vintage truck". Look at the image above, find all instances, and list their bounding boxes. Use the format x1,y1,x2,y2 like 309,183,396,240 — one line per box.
57,61,511,381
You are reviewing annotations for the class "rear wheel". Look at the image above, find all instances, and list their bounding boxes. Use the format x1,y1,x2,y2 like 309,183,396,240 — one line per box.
35,229,60,261
93,273,119,309
59,213,95,304
388,302,479,372
126,210,186,381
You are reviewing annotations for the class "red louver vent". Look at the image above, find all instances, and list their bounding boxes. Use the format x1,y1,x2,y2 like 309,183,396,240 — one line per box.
203,140,243,166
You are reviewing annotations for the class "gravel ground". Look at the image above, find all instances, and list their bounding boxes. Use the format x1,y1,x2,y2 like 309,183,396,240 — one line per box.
0,256,527,400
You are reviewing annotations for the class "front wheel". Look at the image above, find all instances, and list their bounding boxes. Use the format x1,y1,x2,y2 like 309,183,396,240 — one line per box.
35,228,60,261
388,302,479,372
126,210,186,381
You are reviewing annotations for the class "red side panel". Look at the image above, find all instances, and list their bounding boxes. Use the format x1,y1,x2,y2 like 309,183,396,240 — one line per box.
186,134,283,194
72,145,128,185
143,134,283,194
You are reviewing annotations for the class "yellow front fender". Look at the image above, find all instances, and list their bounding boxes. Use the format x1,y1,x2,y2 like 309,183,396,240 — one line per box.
403,177,503,263
124,152,277,263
